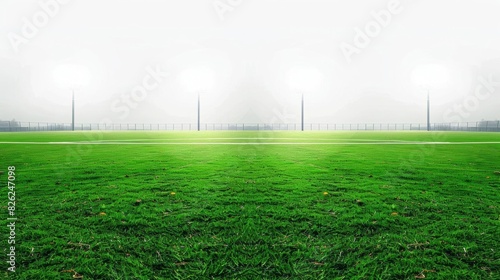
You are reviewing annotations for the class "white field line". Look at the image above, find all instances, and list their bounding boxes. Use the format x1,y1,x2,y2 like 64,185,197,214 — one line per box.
85,138,414,142
1,141,500,145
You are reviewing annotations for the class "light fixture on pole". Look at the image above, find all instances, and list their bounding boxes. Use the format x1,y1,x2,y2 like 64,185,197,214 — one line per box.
53,64,90,131
411,64,450,132
288,67,323,131
427,89,430,131
72,90,75,131
197,93,201,131
179,66,215,132
301,93,304,131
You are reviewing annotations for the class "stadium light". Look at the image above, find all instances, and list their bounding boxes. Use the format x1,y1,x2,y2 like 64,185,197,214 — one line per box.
411,64,450,131
288,67,323,131
179,66,215,131
53,64,90,131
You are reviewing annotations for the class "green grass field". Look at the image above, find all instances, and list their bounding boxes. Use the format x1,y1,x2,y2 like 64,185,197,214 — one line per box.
0,131,499,279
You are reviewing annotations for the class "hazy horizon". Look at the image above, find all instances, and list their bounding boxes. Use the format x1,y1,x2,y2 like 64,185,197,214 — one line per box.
1,0,499,125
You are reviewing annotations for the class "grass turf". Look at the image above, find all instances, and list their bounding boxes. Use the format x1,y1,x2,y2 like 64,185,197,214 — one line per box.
0,131,499,279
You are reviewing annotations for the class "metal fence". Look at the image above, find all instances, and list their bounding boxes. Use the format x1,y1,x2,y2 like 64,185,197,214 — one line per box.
1,121,500,132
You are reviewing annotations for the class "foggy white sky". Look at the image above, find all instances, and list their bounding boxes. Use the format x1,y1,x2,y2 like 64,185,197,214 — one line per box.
1,0,499,125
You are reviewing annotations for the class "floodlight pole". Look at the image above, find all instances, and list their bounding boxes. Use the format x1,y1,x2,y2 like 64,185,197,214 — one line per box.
72,90,75,131
426,89,430,131
197,93,200,131
301,93,304,131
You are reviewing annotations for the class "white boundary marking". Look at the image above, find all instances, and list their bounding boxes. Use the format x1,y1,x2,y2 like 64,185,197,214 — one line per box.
87,138,413,142
1,141,500,145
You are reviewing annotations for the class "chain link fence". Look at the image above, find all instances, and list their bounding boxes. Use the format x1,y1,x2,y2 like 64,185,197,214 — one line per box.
1,121,499,132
